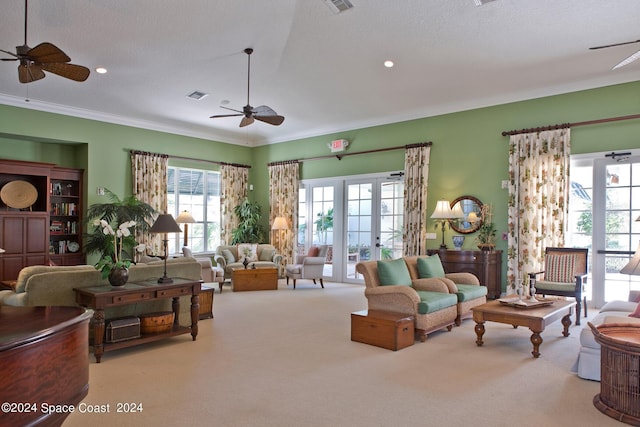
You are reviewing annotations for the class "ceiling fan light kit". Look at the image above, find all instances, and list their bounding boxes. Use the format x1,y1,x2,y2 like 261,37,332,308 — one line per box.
1,0,90,83
210,48,285,128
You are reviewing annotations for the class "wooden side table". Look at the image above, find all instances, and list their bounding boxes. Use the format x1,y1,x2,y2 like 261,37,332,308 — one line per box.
75,278,201,363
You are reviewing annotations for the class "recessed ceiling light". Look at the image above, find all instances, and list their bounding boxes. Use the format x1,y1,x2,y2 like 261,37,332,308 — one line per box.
384,60,394,68
95,67,107,74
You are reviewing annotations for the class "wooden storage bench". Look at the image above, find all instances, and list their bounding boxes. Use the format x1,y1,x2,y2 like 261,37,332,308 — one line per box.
351,309,415,351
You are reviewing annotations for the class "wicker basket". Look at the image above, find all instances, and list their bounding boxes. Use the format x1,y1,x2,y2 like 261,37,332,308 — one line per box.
139,311,175,334
589,322,640,426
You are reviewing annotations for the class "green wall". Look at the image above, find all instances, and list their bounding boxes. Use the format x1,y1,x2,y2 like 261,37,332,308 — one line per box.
2,80,640,291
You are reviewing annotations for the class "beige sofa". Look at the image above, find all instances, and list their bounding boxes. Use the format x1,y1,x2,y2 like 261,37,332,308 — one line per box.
0,258,202,326
214,244,283,281
572,291,640,381
356,255,487,341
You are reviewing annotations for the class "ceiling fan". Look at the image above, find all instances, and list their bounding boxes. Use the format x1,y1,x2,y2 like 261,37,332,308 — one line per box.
0,0,90,83
210,48,284,127
589,39,640,70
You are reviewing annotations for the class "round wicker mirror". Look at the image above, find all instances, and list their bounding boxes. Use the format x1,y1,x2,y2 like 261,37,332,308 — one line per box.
450,195,483,234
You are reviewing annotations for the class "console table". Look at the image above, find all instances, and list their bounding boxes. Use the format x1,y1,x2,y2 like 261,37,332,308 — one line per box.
427,249,503,299
0,306,92,426
74,278,201,363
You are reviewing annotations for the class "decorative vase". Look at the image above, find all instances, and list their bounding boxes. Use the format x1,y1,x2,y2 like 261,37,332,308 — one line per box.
452,236,465,250
108,266,129,287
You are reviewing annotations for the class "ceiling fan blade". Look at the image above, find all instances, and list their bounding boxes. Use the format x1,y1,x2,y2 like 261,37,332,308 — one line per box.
210,113,243,119
0,49,18,59
27,42,70,63
254,114,285,126
612,49,640,70
41,62,90,82
18,63,44,83
252,105,285,126
239,116,254,127
590,39,640,50
219,105,243,114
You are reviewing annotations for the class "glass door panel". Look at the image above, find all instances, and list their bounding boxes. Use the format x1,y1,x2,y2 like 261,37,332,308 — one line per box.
311,185,334,279
346,182,372,279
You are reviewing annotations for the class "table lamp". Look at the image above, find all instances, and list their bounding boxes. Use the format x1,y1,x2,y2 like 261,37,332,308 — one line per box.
271,216,288,263
149,213,182,283
431,200,457,249
176,210,196,247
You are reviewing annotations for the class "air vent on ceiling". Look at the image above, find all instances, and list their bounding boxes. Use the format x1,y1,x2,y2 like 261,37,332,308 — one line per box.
322,0,354,14
473,0,496,5
186,90,208,100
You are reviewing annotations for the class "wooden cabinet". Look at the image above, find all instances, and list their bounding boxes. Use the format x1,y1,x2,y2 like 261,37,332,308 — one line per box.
427,249,503,299
0,159,84,281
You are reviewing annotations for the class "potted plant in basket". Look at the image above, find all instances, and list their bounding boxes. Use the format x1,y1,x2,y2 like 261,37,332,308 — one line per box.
475,203,497,250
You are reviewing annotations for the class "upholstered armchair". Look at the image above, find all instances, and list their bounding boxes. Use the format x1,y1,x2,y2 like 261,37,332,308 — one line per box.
404,255,487,326
285,246,328,289
529,247,589,325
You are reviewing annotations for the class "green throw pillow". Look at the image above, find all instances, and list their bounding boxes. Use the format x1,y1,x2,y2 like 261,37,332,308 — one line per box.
377,258,412,286
417,255,446,278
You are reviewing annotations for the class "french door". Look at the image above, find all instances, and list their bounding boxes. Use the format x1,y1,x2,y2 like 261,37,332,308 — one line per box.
299,172,404,284
570,151,640,308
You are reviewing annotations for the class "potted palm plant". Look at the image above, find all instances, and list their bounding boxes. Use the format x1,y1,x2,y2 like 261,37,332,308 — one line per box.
231,198,266,244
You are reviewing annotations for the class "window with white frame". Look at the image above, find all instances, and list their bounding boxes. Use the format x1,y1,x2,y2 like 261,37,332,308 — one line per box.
167,167,221,255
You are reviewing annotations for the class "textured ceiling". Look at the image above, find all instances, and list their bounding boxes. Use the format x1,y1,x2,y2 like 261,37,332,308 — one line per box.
1,0,640,146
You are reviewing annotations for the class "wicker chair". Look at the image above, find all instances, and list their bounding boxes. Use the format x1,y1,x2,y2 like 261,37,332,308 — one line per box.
529,247,588,325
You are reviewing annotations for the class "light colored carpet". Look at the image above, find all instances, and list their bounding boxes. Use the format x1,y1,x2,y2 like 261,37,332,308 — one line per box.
64,281,619,427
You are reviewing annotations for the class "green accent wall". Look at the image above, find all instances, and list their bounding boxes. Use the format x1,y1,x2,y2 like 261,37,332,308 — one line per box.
2,80,640,292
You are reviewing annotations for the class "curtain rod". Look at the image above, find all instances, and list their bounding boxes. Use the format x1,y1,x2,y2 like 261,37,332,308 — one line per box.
267,141,432,166
501,113,640,136
130,150,251,169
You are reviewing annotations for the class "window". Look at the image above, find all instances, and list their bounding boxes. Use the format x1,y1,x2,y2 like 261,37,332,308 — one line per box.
167,167,220,255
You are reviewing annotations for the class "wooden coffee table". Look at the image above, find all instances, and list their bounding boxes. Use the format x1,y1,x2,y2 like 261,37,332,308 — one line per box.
232,267,278,291
472,298,576,358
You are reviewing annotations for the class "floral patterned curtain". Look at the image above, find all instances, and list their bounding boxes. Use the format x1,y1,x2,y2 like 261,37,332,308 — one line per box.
268,161,299,266
131,151,168,257
507,129,571,293
220,163,248,245
403,143,431,256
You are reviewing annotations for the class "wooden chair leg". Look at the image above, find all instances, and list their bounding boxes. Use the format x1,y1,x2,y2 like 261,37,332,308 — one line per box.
319,278,324,288
293,279,296,289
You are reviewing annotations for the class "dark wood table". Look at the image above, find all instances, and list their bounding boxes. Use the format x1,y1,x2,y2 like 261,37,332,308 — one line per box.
74,278,201,363
472,299,575,358
0,305,92,427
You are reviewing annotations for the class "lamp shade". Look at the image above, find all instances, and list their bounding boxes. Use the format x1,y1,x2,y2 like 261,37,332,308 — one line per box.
431,200,456,219
467,212,480,223
451,202,465,219
149,214,182,234
272,216,288,230
621,241,640,275
176,210,195,224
